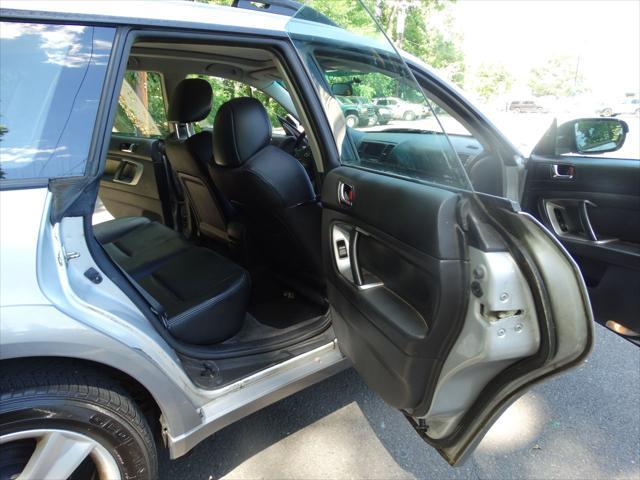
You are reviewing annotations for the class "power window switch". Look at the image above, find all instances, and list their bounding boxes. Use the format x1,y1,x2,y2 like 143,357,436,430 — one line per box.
337,240,348,259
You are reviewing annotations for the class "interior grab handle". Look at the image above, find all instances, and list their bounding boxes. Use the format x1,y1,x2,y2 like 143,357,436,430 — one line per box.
331,224,383,290
578,200,598,242
120,142,137,153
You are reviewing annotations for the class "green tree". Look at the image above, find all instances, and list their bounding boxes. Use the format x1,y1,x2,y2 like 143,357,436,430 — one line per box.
528,55,587,97
305,0,466,86
473,63,513,101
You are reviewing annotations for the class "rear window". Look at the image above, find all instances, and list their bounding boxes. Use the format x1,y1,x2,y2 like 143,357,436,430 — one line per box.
112,71,169,138
0,22,114,182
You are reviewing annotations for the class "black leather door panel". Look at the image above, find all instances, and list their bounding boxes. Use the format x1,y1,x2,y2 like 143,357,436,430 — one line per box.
99,135,164,222
523,154,640,332
322,166,468,414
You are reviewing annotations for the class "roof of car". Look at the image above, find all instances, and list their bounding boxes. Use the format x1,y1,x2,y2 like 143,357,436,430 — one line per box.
1,0,292,34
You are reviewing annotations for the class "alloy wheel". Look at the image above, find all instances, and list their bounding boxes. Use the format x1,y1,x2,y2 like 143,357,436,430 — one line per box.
0,429,121,480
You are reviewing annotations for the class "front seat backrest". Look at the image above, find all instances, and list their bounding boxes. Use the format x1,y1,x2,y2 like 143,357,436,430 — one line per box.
165,78,233,244
210,97,322,281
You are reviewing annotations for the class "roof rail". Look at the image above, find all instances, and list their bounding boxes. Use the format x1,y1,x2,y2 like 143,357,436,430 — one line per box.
231,0,337,26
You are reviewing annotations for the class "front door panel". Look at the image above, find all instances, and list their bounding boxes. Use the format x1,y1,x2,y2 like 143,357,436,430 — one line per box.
522,154,640,335
322,167,467,414
322,166,593,464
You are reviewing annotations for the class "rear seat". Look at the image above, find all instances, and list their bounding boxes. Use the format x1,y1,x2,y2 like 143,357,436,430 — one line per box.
94,217,250,345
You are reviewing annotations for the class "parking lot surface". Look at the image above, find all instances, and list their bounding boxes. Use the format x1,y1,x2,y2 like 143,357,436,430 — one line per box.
160,324,639,479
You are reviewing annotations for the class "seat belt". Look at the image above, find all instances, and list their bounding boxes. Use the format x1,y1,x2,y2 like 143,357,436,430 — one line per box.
151,139,178,230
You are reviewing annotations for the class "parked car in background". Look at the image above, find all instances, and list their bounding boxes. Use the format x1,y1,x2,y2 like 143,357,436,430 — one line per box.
336,95,377,127
350,96,393,125
373,96,427,120
598,98,640,117
508,100,546,113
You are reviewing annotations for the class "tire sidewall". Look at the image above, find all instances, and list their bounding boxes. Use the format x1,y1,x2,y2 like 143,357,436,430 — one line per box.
0,396,155,480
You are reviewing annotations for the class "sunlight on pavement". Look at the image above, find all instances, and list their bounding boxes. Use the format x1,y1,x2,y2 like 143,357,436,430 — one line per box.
476,394,546,454
222,403,413,480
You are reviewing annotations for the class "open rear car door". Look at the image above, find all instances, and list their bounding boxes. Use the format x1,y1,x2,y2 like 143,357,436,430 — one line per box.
286,3,594,465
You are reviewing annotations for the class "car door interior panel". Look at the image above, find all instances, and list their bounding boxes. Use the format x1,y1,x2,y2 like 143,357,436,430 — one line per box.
99,134,166,222
523,154,640,333
322,166,470,413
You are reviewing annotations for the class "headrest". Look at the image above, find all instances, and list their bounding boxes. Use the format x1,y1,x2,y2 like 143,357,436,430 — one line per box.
331,82,353,96
167,78,212,123
213,97,272,167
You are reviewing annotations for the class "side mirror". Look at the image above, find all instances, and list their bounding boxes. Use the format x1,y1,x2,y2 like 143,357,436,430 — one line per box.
533,118,629,156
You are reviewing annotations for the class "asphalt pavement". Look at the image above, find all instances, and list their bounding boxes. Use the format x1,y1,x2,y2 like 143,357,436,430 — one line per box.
160,323,640,479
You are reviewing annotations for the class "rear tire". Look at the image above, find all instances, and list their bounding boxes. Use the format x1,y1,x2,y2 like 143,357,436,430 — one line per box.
0,362,157,480
601,107,613,117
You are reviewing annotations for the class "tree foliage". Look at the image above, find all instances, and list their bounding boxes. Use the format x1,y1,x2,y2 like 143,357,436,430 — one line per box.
528,55,587,97
473,63,514,101
307,0,465,86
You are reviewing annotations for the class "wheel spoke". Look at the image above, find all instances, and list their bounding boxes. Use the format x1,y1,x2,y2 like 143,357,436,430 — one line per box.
19,431,95,480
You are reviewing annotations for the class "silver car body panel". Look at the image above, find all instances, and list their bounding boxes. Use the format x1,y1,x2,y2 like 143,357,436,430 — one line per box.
420,247,540,439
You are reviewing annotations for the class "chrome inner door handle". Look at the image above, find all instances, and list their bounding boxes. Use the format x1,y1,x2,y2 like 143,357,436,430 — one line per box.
551,164,574,179
338,181,354,207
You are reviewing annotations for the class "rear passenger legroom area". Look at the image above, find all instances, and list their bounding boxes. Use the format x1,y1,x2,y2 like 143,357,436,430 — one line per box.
94,41,330,350
94,216,328,347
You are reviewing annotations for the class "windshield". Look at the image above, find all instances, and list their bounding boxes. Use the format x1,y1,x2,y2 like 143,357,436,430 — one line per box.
286,1,472,190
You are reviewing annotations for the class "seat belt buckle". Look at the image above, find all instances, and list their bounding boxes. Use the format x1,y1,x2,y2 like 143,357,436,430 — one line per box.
150,306,169,328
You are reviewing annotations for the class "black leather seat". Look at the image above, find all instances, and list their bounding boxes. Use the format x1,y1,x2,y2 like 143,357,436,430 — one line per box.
164,78,236,244
94,217,250,345
94,217,190,277
210,97,322,281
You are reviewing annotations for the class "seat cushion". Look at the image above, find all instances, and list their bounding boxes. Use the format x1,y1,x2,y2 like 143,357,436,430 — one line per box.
94,217,190,278
94,216,250,345
137,247,250,344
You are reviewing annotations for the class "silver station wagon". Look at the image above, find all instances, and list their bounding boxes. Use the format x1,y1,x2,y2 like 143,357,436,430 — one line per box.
2,1,637,478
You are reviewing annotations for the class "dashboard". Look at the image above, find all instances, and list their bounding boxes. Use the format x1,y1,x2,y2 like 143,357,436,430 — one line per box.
348,129,484,187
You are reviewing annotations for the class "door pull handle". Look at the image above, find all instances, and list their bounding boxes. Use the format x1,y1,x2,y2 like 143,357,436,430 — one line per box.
551,164,574,179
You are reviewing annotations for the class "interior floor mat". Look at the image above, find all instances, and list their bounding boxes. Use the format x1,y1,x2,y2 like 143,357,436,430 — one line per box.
248,292,327,329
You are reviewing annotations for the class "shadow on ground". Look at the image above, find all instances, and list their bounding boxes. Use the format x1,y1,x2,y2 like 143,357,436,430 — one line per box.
160,325,640,479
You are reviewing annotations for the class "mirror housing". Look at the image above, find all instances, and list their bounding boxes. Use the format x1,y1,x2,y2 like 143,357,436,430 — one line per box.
533,118,629,156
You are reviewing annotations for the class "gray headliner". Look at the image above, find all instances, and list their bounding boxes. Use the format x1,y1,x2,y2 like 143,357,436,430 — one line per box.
129,43,281,84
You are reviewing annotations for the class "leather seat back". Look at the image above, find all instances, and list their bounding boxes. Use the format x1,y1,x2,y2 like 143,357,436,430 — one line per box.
165,78,233,243
210,97,322,280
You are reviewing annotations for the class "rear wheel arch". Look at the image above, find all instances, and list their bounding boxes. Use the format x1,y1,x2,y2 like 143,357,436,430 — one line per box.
0,356,163,442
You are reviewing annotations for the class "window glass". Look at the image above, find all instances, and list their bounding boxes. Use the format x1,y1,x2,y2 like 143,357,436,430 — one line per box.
112,71,168,137
0,22,114,181
187,75,289,132
286,6,473,190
